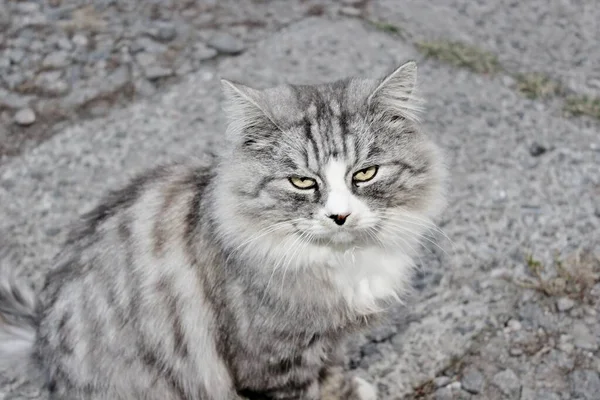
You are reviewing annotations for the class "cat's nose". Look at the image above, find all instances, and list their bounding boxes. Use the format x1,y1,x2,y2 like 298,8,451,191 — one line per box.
328,213,351,226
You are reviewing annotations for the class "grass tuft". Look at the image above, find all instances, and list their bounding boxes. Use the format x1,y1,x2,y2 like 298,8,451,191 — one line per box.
415,40,501,74
514,250,600,304
516,73,563,99
369,20,403,35
563,95,600,120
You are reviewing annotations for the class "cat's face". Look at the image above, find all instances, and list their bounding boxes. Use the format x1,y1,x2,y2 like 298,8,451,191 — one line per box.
215,62,446,256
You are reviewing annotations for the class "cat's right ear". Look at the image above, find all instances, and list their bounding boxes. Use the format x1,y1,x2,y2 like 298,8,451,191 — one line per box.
220,79,281,148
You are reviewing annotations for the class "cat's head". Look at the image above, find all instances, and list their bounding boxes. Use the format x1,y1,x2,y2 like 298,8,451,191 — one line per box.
213,62,446,261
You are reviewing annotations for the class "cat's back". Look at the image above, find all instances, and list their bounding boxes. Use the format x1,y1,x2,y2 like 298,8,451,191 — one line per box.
35,161,228,399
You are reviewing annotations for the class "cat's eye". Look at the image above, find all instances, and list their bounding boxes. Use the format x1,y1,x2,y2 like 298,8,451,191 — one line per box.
353,166,378,183
289,177,317,190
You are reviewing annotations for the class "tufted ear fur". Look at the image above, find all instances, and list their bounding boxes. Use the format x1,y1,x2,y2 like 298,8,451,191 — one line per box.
367,61,423,122
220,79,282,149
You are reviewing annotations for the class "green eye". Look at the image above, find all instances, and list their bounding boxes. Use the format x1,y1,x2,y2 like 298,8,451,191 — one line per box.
289,177,317,190
353,166,378,183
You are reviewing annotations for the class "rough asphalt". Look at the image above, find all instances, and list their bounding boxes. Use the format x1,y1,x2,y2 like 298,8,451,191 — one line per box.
1,1,599,399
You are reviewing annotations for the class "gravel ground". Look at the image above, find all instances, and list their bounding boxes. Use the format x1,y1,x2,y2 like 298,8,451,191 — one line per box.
0,0,346,163
1,1,599,400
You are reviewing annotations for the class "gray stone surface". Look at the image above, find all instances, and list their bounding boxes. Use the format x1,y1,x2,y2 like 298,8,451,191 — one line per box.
461,367,485,394
491,369,521,397
13,108,36,126
0,3,599,400
570,370,600,400
370,0,600,95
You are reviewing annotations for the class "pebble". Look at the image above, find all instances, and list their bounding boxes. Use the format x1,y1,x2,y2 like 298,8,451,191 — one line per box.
570,370,600,400
0,89,31,109
461,367,485,394
72,33,89,48
433,376,451,388
153,23,177,42
14,108,36,125
193,42,219,61
434,387,453,400
506,319,522,331
491,369,521,397
0,3,10,30
521,388,561,400
35,70,70,96
8,48,26,64
572,322,598,351
42,51,70,68
133,78,157,97
135,53,173,80
340,7,362,17
509,346,524,356
556,296,576,312
207,32,245,55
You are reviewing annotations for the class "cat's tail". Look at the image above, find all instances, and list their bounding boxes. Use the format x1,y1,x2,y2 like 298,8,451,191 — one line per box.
0,267,37,372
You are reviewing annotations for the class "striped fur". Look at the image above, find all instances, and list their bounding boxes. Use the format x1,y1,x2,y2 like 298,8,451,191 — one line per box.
0,61,446,399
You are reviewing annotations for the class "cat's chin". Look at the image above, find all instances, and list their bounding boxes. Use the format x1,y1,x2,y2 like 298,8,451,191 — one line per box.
309,230,370,248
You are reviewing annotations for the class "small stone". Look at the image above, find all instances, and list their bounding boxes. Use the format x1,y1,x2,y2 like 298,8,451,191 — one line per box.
8,49,26,64
42,51,70,68
193,42,218,61
507,319,522,331
176,61,194,76
509,347,523,356
491,369,521,397
0,88,31,109
340,7,362,17
72,33,89,48
131,37,167,54
0,3,10,30
461,367,485,394
133,78,157,97
135,53,173,80
556,296,576,312
14,108,36,125
35,70,70,96
433,376,451,388
521,388,561,400
48,0,61,7
570,370,600,400
2,72,26,90
572,323,598,351
366,324,397,343
207,32,245,55
87,100,110,117
434,387,453,400
153,23,177,42
16,2,41,13
0,56,10,69
529,142,547,157
56,37,73,51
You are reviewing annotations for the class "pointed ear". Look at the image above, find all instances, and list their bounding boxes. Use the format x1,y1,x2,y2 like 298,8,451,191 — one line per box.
220,79,281,148
367,61,423,122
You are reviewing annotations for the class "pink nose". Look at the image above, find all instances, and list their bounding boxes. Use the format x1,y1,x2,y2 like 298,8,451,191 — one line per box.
328,213,351,226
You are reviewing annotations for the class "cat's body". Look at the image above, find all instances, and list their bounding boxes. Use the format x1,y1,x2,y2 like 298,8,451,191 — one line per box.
0,62,446,399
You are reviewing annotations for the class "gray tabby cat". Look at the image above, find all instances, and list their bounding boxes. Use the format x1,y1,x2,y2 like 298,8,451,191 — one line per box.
0,61,446,400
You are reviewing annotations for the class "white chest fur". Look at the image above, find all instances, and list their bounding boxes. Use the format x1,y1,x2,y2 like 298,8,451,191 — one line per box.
300,245,416,315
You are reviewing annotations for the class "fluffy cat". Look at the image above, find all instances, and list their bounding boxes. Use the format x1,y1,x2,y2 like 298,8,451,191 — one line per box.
0,61,446,399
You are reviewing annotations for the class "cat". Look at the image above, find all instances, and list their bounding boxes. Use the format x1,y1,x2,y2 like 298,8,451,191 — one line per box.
0,61,446,400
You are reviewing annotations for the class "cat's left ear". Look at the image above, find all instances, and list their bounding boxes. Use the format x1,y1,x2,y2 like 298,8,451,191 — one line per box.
367,61,423,122
220,79,282,148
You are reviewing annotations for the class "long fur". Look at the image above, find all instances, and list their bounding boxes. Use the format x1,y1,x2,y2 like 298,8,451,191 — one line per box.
0,266,37,373
0,61,446,400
